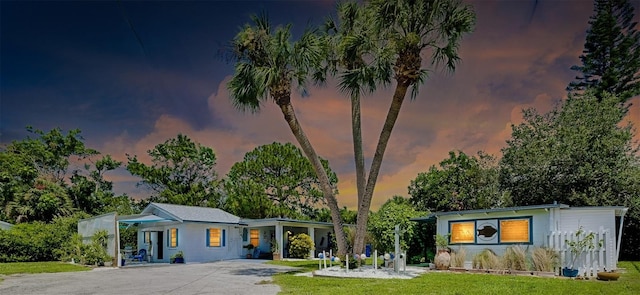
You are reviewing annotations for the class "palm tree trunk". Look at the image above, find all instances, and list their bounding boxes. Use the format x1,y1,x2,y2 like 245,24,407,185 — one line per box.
353,80,411,254
279,102,349,256
351,94,366,207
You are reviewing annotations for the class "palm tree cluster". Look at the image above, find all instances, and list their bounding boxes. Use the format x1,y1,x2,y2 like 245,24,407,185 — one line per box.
227,0,476,256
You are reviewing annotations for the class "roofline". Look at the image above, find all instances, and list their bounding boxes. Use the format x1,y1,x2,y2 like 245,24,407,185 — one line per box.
564,206,628,217
411,204,570,222
146,202,184,223
411,204,631,222
241,217,336,226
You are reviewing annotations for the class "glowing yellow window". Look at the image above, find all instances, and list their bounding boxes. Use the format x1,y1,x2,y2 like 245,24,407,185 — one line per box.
500,219,530,243
168,228,178,247
250,229,259,247
207,228,221,247
450,222,475,243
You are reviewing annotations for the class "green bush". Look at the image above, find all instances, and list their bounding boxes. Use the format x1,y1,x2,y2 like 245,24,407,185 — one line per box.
0,213,89,262
289,233,315,258
56,230,111,265
0,222,59,262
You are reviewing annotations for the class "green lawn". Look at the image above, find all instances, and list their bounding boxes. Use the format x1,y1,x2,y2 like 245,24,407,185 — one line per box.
0,261,90,276
269,261,640,295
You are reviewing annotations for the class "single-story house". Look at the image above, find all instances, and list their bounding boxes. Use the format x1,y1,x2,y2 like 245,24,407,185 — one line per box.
80,203,336,265
412,203,627,273
0,220,14,230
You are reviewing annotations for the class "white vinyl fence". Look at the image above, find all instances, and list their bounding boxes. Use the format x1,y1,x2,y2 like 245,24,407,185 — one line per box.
547,226,615,277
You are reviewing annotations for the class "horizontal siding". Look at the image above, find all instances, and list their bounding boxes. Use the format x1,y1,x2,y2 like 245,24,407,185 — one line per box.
557,209,614,233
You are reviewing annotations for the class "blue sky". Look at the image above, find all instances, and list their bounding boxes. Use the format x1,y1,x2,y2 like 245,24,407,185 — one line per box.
1,0,638,209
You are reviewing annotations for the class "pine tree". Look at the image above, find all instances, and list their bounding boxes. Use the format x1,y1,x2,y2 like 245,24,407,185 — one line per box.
568,0,640,102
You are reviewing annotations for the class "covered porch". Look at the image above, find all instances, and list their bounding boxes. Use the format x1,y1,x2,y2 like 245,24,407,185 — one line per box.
242,218,334,259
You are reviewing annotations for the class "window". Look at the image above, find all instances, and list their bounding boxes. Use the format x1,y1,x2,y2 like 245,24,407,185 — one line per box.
206,228,226,247
499,219,530,243
450,222,475,243
168,228,178,248
250,229,259,247
144,232,151,243
447,216,532,245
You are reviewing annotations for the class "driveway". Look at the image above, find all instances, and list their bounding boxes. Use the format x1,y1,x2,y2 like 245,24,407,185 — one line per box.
0,259,299,295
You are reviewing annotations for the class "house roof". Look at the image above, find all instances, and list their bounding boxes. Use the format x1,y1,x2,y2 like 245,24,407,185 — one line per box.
241,217,336,227
144,203,241,224
0,220,14,229
411,203,570,222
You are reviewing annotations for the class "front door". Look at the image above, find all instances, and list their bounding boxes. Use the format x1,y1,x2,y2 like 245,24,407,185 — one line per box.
157,231,163,260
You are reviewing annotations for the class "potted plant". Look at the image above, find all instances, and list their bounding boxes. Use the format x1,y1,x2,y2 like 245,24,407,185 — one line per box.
271,239,281,260
434,233,451,270
244,244,255,259
170,251,184,264
563,226,602,277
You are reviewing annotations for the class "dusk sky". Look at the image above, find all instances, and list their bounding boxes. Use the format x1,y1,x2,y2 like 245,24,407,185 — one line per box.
1,0,639,210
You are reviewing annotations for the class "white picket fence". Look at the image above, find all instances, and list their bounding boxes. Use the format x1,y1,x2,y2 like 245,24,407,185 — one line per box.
547,227,615,278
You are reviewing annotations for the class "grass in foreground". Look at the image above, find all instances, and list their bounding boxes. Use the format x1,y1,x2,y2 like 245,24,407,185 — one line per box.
0,261,90,276
269,260,640,295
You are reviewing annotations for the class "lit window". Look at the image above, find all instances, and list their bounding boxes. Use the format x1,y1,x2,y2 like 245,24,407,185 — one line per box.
168,228,178,248
207,228,221,247
450,222,475,243
499,219,530,243
250,229,259,247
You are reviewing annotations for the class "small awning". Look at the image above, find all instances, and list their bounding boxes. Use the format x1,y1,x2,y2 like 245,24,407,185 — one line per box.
118,214,174,224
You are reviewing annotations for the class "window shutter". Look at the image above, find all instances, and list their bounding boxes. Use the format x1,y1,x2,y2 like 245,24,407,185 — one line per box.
176,228,179,247
206,229,210,247
167,229,169,247
242,228,248,241
222,229,226,247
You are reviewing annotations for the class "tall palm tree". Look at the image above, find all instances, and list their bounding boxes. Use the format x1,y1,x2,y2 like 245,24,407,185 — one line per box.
227,14,349,255
324,2,393,209
349,0,476,254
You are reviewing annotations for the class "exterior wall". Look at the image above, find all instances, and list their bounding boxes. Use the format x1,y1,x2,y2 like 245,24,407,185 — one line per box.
557,209,615,233
437,209,550,257
137,222,241,263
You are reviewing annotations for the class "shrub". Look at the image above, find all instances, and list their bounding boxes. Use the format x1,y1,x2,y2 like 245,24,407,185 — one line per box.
289,233,315,258
450,247,467,268
531,247,559,272
0,221,60,262
502,245,527,271
472,249,502,270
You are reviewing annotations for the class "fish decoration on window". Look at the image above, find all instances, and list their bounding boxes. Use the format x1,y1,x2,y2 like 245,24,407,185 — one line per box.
477,225,497,238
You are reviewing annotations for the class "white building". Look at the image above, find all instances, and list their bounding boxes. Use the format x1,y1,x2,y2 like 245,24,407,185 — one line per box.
413,203,628,273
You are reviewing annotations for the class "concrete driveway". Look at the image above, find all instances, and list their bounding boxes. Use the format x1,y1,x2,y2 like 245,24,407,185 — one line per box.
0,259,299,295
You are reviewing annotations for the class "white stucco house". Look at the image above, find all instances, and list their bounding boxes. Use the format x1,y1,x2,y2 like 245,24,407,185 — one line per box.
412,203,628,274
80,203,336,265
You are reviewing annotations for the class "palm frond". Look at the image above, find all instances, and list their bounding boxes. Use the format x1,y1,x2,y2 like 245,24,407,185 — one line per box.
228,62,266,113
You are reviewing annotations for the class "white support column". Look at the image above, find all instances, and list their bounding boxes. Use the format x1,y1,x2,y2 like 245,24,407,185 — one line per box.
308,227,315,259
275,223,283,258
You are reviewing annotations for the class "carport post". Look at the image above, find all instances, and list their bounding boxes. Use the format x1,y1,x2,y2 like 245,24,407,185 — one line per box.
275,223,283,258
115,213,120,267
308,227,315,259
